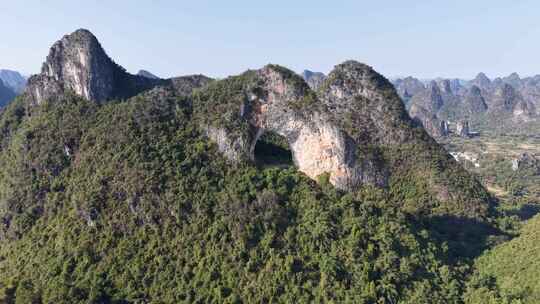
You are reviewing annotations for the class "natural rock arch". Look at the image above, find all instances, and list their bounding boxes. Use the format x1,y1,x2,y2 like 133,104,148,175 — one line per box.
202,65,386,191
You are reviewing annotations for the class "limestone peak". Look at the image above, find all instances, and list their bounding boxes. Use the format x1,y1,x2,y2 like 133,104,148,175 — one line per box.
25,29,162,105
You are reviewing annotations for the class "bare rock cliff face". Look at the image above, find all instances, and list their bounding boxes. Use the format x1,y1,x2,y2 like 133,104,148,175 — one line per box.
25,29,164,105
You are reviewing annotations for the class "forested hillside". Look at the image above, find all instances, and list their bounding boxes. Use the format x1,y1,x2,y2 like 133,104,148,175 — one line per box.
0,92,495,303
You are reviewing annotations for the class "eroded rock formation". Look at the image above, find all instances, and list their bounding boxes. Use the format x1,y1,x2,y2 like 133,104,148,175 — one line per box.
409,81,446,114
463,85,488,114
511,153,539,172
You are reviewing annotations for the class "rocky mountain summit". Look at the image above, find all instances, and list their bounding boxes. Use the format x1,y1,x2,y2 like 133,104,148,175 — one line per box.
0,70,26,107
25,29,165,105
471,72,491,89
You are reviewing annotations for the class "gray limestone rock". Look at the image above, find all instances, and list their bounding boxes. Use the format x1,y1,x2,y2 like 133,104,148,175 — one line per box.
409,81,445,114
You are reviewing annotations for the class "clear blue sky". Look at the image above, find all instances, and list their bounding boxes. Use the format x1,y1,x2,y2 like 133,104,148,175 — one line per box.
1,0,539,79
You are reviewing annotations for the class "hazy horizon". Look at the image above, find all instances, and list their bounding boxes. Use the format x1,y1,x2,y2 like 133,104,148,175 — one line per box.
1,0,539,80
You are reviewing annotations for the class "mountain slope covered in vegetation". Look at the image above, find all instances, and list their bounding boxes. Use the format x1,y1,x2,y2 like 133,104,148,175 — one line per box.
0,91,497,303
465,214,540,303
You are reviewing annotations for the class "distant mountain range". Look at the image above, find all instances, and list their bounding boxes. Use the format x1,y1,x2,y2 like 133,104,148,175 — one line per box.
301,71,540,137
395,73,539,136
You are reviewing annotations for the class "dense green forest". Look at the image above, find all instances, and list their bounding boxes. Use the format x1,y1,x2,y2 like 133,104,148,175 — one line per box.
465,213,540,303
0,75,535,303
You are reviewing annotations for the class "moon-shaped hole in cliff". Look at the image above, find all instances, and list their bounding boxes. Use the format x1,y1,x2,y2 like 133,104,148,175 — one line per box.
254,132,294,167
